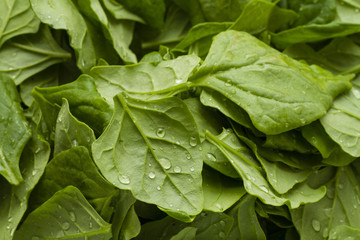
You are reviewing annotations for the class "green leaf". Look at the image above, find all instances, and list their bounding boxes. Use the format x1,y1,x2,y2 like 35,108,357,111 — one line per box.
0,25,71,85
111,191,141,240
0,74,31,185
92,93,203,221
29,146,118,221
90,55,201,105
0,109,50,240
136,211,233,240
75,0,137,64
229,0,276,35
228,195,266,240
14,186,112,240
0,0,40,47
175,22,232,51
203,166,245,212
205,130,326,208
191,30,353,135
102,0,145,23
32,74,112,136
54,99,95,155
272,0,360,49
320,75,360,157
116,0,166,29
170,227,197,240
30,0,118,72
291,165,360,240
19,66,59,107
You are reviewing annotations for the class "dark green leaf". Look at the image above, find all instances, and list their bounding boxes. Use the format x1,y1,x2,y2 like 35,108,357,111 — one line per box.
0,74,31,185
14,186,112,240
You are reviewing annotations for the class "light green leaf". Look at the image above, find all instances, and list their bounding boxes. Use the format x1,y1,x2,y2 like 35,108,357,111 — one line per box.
203,166,245,212
90,55,201,106
321,75,360,157
76,0,137,64
54,99,95,155
0,0,40,47
92,93,203,221
14,186,112,240
0,108,50,240
175,22,232,51
228,195,266,240
30,0,118,72
102,0,145,23
205,130,326,208
0,74,31,185
0,25,71,85
191,30,353,135
29,146,118,221
291,165,360,240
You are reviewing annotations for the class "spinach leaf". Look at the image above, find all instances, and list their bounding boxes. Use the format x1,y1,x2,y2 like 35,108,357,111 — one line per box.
0,25,71,85
320,75,360,157
0,108,50,240
202,166,245,212
0,0,40,47
0,74,31,185
191,30,353,135
29,146,118,221
92,93,203,221
30,0,118,72
14,186,112,240
227,195,266,240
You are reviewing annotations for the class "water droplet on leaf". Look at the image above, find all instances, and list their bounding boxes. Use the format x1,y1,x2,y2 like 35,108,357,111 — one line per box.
148,171,156,179
312,219,321,232
118,175,130,185
159,158,171,169
174,166,181,173
189,136,197,146
156,128,165,137
69,211,76,222
206,153,217,162
62,222,70,230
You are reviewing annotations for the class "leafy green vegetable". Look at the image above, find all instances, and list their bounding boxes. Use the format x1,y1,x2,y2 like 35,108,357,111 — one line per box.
3,1,360,239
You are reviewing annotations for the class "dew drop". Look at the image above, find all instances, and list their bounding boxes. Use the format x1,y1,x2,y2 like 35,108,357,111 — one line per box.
156,128,165,137
219,220,226,226
323,208,332,218
148,171,156,179
72,139,78,147
219,232,226,239
215,203,223,211
355,8,360,13
32,169,38,176
118,175,130,185
259,185,269,193
312,219,321,232
190,167,195,172
206,153,217,162
189,136,197,147
148,163,152,167
175,79,182,84
326,188,335,199
186,153,191,160
156,186,161,191
224,80,232,87
62,222,70,230
89,222,93,229
294,106,302,114
174,166,181,173
353,89,360,99
338,183,344,189
69,211,76,222
159,158,171,170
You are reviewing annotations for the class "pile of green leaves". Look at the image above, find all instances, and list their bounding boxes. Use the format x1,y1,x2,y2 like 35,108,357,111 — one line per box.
1,0,360,239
